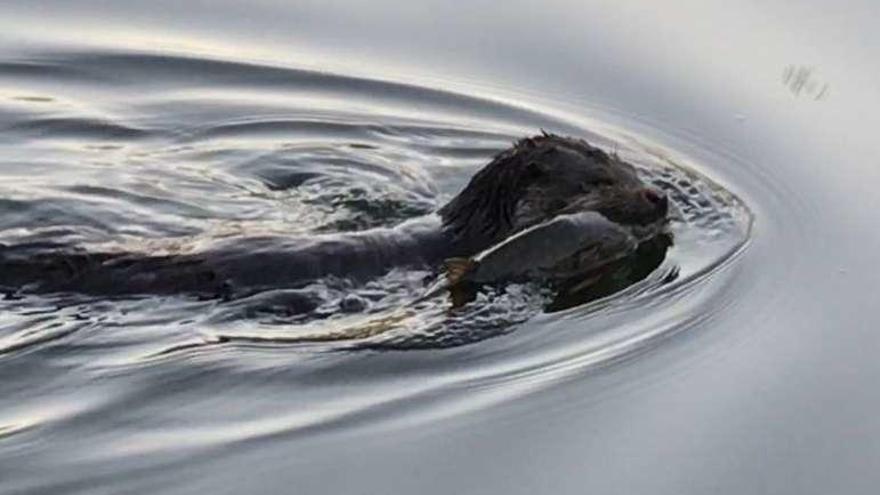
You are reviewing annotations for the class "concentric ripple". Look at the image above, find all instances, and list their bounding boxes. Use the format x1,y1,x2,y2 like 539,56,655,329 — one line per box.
0,48,752,483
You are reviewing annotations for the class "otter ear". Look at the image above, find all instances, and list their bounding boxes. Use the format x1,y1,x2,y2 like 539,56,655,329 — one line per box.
526,161,547,179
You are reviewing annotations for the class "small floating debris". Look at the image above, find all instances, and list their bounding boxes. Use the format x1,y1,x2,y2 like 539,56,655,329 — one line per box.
782,65,829,100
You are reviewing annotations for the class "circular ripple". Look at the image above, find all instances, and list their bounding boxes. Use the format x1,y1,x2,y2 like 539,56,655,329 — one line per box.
0,50,753,464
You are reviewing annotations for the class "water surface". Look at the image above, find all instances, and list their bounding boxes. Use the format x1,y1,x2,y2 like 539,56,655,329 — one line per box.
1,2,878,494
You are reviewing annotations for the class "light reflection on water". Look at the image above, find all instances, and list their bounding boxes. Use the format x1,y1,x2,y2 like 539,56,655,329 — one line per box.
1,1,879,495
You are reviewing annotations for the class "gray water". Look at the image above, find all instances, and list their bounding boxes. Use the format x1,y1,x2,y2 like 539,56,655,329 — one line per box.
1,1,878,494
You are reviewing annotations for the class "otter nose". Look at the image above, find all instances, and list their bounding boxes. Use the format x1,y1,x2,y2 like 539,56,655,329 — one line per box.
641,188,668,215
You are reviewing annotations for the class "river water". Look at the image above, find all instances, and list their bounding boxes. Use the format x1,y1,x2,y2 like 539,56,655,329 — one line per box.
0,2,878,494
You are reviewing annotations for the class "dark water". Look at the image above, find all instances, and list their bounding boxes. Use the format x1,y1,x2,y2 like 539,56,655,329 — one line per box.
1,2,879,494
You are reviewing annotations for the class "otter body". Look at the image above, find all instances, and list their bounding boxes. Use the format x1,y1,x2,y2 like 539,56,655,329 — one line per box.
0,134,668,299
0,215,452,297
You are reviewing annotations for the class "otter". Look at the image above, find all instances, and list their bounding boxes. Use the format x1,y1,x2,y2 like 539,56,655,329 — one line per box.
0,133,668,299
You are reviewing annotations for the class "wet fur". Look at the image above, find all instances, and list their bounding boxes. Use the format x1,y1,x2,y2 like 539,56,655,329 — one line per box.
0,133,667,298
440,132,662,253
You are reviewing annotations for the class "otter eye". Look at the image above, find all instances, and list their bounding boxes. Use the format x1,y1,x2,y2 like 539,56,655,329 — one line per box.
526,161,546,178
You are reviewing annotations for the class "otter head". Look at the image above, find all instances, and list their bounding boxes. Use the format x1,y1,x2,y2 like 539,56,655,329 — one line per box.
440,133,668,253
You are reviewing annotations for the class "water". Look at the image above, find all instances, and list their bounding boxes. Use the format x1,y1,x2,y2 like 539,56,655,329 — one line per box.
1,2,879,494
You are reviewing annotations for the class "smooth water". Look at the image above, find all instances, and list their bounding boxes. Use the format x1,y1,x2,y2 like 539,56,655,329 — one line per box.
1,2,878,494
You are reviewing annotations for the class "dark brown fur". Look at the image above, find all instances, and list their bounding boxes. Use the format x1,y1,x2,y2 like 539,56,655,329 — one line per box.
440,133,665,255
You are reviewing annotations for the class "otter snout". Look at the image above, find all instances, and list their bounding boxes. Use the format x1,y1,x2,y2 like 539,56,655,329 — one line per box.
640,187,669,218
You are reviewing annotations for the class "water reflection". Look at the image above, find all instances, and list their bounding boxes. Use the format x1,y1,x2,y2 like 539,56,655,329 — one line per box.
0,5,764,493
